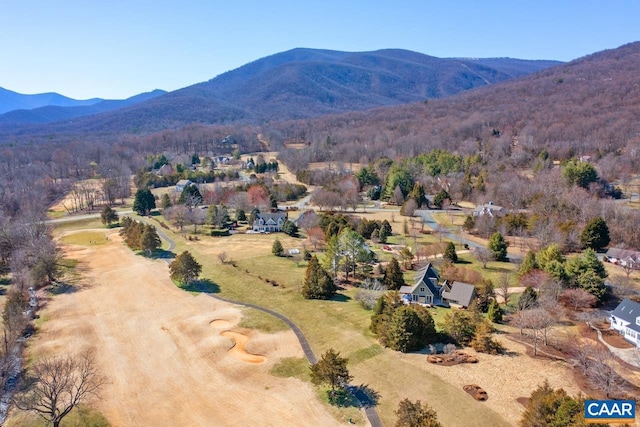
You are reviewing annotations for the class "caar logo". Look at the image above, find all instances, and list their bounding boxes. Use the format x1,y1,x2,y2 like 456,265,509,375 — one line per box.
585,400,636,424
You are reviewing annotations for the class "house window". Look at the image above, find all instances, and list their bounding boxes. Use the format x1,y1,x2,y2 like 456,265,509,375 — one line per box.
426,295,432,304
420,287,425,292
412,295,418,301
636,317,640,326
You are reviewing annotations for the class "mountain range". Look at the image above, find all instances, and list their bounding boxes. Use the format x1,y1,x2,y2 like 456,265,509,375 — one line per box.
0,48,560,136
0,89,167,126
0,87,103,115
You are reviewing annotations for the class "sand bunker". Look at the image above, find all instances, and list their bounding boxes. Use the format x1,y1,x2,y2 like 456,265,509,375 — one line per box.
221,330,267,364
210,319,233,329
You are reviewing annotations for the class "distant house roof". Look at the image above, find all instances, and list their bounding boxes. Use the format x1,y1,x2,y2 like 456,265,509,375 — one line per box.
473,202,505,217
177,179,192,186
611,298,640,334
442,281,476,307
605,248,640,262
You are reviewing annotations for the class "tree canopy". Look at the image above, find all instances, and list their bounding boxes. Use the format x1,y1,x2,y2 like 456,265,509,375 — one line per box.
133,189,156,215
302,256,337,300
580,217,610,251
395,398,442,427
169,251,202,285
310,348,352,392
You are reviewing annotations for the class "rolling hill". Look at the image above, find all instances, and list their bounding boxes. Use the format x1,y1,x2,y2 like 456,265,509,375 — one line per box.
0,89,167,126
0,48,561,136
0,87,102,115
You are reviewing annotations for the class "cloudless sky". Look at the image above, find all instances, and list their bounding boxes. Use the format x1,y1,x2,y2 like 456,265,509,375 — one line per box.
1,0,638,99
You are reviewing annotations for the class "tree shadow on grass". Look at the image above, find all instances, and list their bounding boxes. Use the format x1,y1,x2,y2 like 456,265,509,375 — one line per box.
179,279,220,294
347,384,381,408
331,293,352,303
455,259,472,265
143,250,176,260
48,281,77,295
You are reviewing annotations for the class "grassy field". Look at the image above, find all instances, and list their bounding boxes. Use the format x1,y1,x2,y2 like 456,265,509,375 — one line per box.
123,217,510,425
45,206,568,426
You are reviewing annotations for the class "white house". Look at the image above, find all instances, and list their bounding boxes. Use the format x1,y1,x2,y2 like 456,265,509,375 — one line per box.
610,298,640,348
176,179,193,192
252,212,287,233
472,202,505,217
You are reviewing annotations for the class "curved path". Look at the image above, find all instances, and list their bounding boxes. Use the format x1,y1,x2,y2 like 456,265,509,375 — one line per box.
146,216,382,427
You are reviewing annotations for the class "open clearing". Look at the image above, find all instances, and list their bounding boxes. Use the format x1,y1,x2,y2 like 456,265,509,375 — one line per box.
24,229,343,427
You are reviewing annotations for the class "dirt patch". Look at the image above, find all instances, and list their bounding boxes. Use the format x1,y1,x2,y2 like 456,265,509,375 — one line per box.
27,229,341,427
427,351,478,366
463,384,488,401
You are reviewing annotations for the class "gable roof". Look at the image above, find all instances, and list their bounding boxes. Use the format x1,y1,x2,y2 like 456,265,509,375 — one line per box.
442,281,476,307
605,248,640,261
255,212,287,224
176,179,192,186
611,298,640,333
398,263,440,295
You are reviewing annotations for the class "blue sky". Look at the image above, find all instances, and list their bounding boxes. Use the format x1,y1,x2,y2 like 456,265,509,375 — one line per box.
1,1,638,99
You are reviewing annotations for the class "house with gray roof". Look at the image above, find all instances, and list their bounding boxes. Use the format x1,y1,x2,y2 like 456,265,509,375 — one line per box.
604,248,640,269
610,298,640,348
441,281,477,308
472,202,505,217
399,263,442,305
176,179,193,192
252,212,287,233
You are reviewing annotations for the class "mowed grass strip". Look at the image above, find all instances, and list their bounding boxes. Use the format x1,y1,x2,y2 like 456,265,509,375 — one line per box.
60,231,108,246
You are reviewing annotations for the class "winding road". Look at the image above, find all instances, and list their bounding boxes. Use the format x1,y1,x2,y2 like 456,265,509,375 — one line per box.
141,215,383,427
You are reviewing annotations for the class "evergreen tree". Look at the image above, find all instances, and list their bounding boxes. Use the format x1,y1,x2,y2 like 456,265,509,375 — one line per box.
100,205,118,226
383,258,405,290
408,182,426,207
179,184,203,207
518,286,538,310
281,219,299,237
249,208,260,225
433,189,451,209
580,217,610,251
272,238,283,257
470,320,504,354
310,348,352,393
169,251,202,285
440,310,476,346
302,256,337,300
133,188,156,215
536,243,564,271
462,215,475,232
379,220,392,243
387,305,436,352
576,270,607,303
519,251,538,276
370,292,403,346
488,232,508,261
520,380,605,427
395,399,442,427
236,209,246,222
160,193,172,209
140,225,161,256
442,242,458,263
487,299,503,323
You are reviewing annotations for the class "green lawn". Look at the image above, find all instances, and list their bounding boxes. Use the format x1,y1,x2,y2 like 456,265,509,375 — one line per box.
51,213,511,426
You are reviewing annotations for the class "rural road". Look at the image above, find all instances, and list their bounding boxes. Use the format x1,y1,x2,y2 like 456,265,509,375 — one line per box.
147,218,383,427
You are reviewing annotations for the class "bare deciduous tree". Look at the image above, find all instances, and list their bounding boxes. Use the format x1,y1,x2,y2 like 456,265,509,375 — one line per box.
560,288,597,311
496,273,511,305
473,247,492,269
15,352,106,427
588,347,625,398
